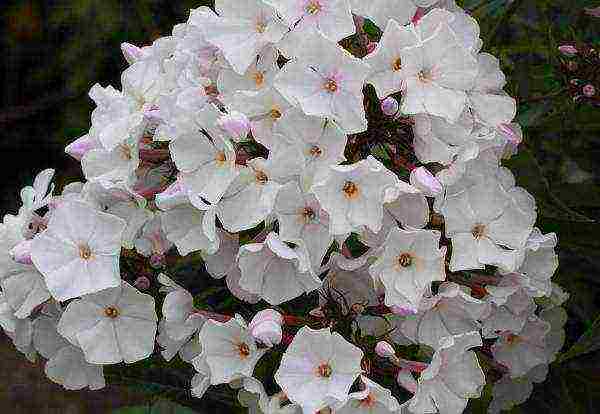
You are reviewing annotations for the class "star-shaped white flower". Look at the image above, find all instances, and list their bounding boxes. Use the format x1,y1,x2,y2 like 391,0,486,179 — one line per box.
312,156,398,235
275,326,364,414
57,282,158,364
369,227,446,312
274,31,371,134
198,314,267,384
31,201,126,301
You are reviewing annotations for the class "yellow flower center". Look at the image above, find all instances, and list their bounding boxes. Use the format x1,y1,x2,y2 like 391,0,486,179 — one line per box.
256,22,267,33
397,253,413,268
238,342,251,359
418,69,433,83
269,107,282,119
471,224,486,240
255,170,269,185
253,71,265,87
215,150,227,165
392,57,402,71
316,362,332,378
309,145,322,158
306,1,322,14
324,79,338,93
342,181,359,199
302,207,316,221
104,306,120,319
79,244,93,261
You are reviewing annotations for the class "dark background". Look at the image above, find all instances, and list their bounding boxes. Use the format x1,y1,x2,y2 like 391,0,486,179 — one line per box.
1,0,600,413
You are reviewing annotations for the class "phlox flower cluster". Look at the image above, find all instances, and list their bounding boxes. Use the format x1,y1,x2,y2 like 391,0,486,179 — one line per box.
0,1,569,413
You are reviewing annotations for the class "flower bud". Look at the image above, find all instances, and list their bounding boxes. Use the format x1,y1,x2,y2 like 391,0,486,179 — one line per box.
583,84,596,97
375,341,396,359
65,134,98,161
309,307,326,318
366,41,378,54
121,42,144,64
558,45,577,57
390,305,418,316
410,166,442,196
217,111,250,142
249,309,283,347
9,239,33,265
134,276,151,291
380,97,399,116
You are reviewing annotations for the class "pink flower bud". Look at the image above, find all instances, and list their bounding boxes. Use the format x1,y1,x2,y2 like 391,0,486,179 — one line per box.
380,97,399,116
375,341,396,359
497,123,523,145
558,45,578,57
65,134,98,161
366,41,378,54
217,111,250,142
412,8,426,25
9,240,33,265
249,309,283,347
583,84,596,97
390,305,418,316
410,166,442,196
134,276,151,291
585,6,600,18
150,253,165,268
309,307,325,318
121,42,144,64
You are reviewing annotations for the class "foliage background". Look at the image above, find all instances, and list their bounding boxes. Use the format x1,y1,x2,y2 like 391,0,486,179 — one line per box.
0,0,599,412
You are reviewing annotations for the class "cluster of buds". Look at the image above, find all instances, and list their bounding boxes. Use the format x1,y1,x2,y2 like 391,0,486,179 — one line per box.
559,42,599,106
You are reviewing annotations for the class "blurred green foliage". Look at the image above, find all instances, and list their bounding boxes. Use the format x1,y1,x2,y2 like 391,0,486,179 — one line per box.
1,0,600,413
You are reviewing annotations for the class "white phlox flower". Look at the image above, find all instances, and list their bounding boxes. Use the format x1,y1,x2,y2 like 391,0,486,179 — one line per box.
56,281,158,364
312,156,398,235
409,331,485,414
237,232,322,305
31,201,126,301
198,314,268,384
274,30,371,134
275,326,364,414
369,227,446,313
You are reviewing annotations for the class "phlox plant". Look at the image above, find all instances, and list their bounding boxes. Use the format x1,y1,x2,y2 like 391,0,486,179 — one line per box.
0,1,571,413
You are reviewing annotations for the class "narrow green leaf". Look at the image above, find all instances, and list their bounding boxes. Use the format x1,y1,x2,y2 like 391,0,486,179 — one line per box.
557,314,600,363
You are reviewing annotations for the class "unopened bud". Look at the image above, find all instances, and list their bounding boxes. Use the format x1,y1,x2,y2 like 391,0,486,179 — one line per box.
410,166,442,196
375,341,396,359
9,240,33,265
558,45,578,57
309,307,326,318
366,41,378,54
381,97,399,116
583,84,596,97
217,111,250,142
65,134,98,161
249,309,283,347
134,276,151,291
121,42,144,64
390,305,418,316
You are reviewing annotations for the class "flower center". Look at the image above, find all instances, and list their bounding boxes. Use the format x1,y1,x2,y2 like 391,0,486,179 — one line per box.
342,181,359,199
317,362,332,378
269,107,282,119
79,244,93,260
506,334,522,346
397,253,413,268
358,393,377,408
238,342,251,359
253,71,265,87
204,84,219,96
309,145,322,158
324,79,338,93
418,69,433,83
104,306,120,319
255,170,269,185
471,224,486,239
302,207,316,221
118,144,133,161
306,1,322,14
215,150,227,164
256,22,267,33
392,57,402,71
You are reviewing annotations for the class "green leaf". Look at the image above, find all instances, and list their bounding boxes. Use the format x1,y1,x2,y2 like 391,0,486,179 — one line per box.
557,314,600,363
